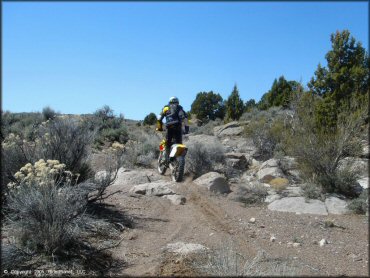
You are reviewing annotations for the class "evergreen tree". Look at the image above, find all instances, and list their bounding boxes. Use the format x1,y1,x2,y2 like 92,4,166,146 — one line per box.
143,112,157,125
225,84,244,121
308,30,369,128
244,99,257,112
190,91,225,123
258,77,302,110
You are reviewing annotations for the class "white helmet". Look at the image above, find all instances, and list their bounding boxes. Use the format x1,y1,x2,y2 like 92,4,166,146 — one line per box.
169,96,179,104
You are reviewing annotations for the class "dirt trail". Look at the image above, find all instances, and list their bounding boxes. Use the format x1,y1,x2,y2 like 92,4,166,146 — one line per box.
103,168,369,276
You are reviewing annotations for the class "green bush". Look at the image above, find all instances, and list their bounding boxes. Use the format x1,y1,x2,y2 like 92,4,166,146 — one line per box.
1,112,43,140
100,126,129,144
186,140,225,178
348,189,368,214
42,106,57,121
286,92,367,197
143,112,157,126
244,108,288,159
234,183,268,205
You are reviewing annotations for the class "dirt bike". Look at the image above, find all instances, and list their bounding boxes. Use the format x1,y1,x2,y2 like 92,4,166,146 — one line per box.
157,137,188,182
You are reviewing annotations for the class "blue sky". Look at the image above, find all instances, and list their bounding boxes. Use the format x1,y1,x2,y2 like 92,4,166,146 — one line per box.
3,1,369,120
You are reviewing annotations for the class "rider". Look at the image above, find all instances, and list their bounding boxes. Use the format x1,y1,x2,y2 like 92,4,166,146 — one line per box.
156,96,189,164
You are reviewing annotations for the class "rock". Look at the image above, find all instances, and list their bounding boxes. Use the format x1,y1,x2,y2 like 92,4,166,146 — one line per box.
360,140,369,158
222,137,258,155
187,134,223,145
339,158,368,177
293,242,301,247
95,170,110,182
265,194,281,203
270,236,276,242
165,242,207,255
213,121,246,137
193,172,231,194
113,168,163,189
269,177,289,187
268,197,328,215
284,186,303,197
319,239,328,247
278,156,298,171
260,158,279,168
249,217,256,223
256,159,285,181
163,194,186,205
357,177,368,189
225,153,249,170
325,196,349,215
129,181,175,196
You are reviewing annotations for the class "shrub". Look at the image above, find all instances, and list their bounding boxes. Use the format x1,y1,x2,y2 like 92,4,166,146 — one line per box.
1,112,43,140
36,117,94,182
143,112,157,126
3,159,123,271
286,93,367,197
5,168,87,256
121,128,161,168
244,108,288,160
347,189,368,214
300,182,323,201
42,106,57,121
186,140,225,178
192,118,223,135
234,182,268,205
194,243,299,276
100,126,129,144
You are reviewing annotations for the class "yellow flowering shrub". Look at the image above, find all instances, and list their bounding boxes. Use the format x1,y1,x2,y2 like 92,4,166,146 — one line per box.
7,159,74,190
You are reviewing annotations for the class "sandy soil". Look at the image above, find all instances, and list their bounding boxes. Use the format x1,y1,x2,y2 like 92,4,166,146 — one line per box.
100,168,369,277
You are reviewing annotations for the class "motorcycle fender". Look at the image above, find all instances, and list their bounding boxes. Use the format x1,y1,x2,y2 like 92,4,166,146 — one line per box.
170,144,187,157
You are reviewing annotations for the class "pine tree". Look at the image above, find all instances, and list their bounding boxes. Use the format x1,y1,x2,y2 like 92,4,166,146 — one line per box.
225,85,244,121
190,91,225,123
308,30,369,128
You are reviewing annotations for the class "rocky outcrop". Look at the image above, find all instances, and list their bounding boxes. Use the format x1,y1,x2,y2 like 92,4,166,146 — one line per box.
325,196,349,215
225,152,249,170
193,172,231,194
113,168,163,190
213,121,248,137
256,159,285,181
268,197,328,215
129,181,174,196
221,137,257,155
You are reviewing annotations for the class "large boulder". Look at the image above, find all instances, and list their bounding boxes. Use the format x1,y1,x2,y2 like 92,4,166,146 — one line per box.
268,197,328,215
129,181,175,196
193,172,231,194
221,137,257,155
278,156,302,181
256,159,285,181
325,196,349,215
113,168,163,190
213,121,247,137
225,153,249,170
357,177,368,189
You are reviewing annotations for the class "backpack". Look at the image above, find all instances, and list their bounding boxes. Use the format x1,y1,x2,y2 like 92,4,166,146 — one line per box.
165,104,181,127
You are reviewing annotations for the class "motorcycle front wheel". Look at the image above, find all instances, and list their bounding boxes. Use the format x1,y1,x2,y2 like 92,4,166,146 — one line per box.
157,151,167,175
171,156,185,182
